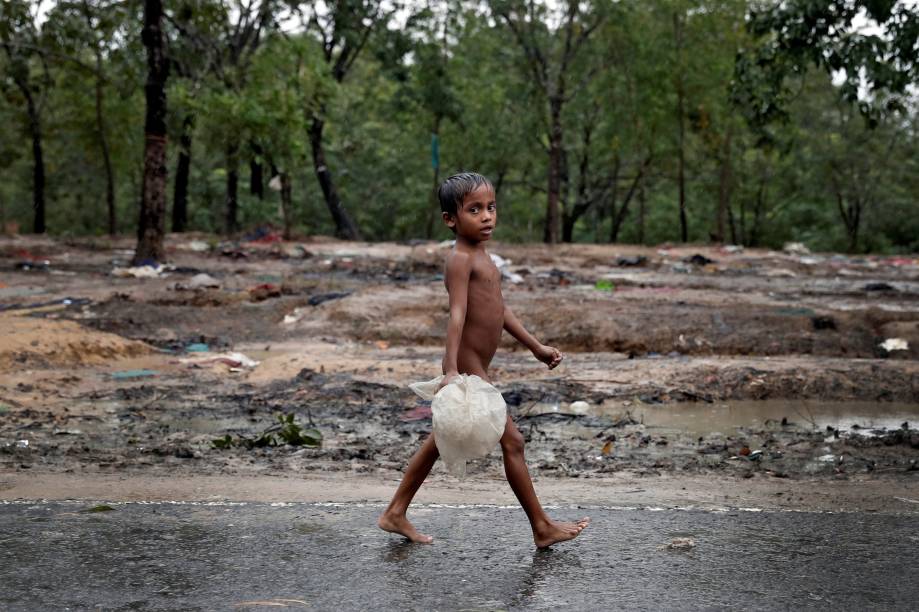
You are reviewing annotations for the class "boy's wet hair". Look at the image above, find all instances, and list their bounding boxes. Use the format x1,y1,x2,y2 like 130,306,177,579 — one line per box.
437,172,493,216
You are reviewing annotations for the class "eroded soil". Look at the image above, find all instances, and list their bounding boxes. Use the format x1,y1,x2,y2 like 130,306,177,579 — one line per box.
1,234,917,505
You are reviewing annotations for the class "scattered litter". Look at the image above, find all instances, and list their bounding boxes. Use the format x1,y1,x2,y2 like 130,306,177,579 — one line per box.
601,441,613,455
186,240,210,252
490,253,524,283
764,268,796,278
594,279,615,292
185,343,210,353
110,369,159,380
112,264,168,278
864,282,896,292
719,245,744,254
659,537,695,550
894,497,919,505
683,254,715,266
249,283,282,301
16,439,29,449
616,255,648,267
817,454,836,462
243,226,283,244
375,340,389,350
880,338,908,352
308,292,351,306
283,308,306,324
783,242,810,255
568,400,591,414
15,259,50,271
180,352,259,369
188,273,221,289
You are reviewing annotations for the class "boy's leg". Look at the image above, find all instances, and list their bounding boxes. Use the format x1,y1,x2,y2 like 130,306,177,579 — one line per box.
500,415,589,548
378,432,439,543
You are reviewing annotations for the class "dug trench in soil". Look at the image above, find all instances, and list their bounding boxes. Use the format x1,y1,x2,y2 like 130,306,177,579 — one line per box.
0,235,917,503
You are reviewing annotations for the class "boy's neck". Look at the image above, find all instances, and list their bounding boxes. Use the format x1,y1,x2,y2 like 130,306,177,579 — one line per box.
455,235,487,251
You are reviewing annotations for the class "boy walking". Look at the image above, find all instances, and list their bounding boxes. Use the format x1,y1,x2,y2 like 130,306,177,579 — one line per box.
378,172,590,548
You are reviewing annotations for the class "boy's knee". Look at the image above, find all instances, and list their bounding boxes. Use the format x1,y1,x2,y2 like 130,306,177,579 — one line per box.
501,427,525,453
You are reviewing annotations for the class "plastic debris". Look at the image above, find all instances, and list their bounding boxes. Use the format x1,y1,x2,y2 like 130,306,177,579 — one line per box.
616,255,648,267
764,268,796,278
568,400,591,414
783,242,811,255
594,279,615,292
16,439,29,449
186,240,210,252
188,273,221,289
110,369,159,380
719,245,744,254
864,282,896,292
179,351,260,369
283,308,306,324
185,343,210,353
410,374,507,477
683,254,714,266
490,253,523,283
112,264,167,278
249,283,282,301
308,292,351,306
880,338,909,352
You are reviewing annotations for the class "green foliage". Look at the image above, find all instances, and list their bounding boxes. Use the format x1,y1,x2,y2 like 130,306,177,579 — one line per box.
212,413,323,450
0,0,916,252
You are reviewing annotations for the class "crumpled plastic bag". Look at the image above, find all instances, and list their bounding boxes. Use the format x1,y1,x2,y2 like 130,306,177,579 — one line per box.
409,374,507,477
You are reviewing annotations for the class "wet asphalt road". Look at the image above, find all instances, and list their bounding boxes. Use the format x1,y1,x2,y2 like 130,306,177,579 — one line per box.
1,501,917,611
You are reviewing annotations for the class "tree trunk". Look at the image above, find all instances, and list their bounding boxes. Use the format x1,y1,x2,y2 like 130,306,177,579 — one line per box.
172,113,193,232
715,129,733,243
637,181,646,245
250,142,264,199
225,140,240,234
545,100,563,244
673,13,688,243
279,171,292,240
93,51,116,236
25,94,46,235
308,113,361,240
134,0,169,264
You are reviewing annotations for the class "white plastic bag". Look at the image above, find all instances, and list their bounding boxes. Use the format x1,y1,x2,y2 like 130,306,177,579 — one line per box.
409,374,507,477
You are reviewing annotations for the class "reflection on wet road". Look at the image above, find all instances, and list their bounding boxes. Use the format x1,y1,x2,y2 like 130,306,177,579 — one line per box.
1,501,917,610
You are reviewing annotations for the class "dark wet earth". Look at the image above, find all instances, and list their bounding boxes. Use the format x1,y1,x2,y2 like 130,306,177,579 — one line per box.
2,501,917,610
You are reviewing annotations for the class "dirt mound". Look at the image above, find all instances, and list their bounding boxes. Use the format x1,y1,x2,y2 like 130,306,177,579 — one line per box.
0,313,152,369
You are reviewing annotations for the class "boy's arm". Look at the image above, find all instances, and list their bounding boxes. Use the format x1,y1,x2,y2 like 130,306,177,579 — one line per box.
440,252,473,386
504,306,563,369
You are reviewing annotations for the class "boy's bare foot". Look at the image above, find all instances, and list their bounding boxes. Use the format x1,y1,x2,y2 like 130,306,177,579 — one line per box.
378,512,434,544
533,517,590,549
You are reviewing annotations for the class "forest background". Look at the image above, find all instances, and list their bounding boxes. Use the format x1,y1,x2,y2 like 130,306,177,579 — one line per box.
1,0,917,256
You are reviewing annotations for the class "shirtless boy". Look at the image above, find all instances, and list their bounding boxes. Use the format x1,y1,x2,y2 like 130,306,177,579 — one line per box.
378,172,590,548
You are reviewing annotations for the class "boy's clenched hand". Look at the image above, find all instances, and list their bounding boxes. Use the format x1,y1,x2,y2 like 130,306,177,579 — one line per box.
533,344,563,369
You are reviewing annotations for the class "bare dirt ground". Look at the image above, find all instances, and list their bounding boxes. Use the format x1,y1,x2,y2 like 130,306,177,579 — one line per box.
1,233,917,510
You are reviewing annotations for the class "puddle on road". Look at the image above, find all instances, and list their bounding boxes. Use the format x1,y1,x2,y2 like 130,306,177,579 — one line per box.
528,400,919,436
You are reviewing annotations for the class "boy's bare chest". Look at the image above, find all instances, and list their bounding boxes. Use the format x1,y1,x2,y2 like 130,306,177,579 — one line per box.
468,260,503,301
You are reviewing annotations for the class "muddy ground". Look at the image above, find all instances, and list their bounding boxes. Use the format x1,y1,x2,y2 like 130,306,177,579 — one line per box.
1,233,918,506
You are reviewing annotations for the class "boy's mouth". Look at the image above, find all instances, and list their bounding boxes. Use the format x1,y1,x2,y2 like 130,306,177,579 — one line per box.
481,226,494,235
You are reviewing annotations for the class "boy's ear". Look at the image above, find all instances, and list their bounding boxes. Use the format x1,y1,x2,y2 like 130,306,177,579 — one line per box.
442,211,456,228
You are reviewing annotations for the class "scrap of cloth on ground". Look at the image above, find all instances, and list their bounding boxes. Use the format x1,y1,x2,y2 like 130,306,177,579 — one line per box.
409,374,507,477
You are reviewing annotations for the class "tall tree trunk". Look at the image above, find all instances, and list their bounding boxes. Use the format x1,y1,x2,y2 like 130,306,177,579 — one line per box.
637,181,646,245
134,0,169,264
308,113,361,240
25,94,46,234
93,52,116,236
172,113,193,232
673,13,688,243
225,140,240,234
250,142,264,199
545,99,563,244
279,171,292,240
715,129,733,243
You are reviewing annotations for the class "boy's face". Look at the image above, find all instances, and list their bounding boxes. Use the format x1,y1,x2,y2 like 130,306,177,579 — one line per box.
443,184,497,242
